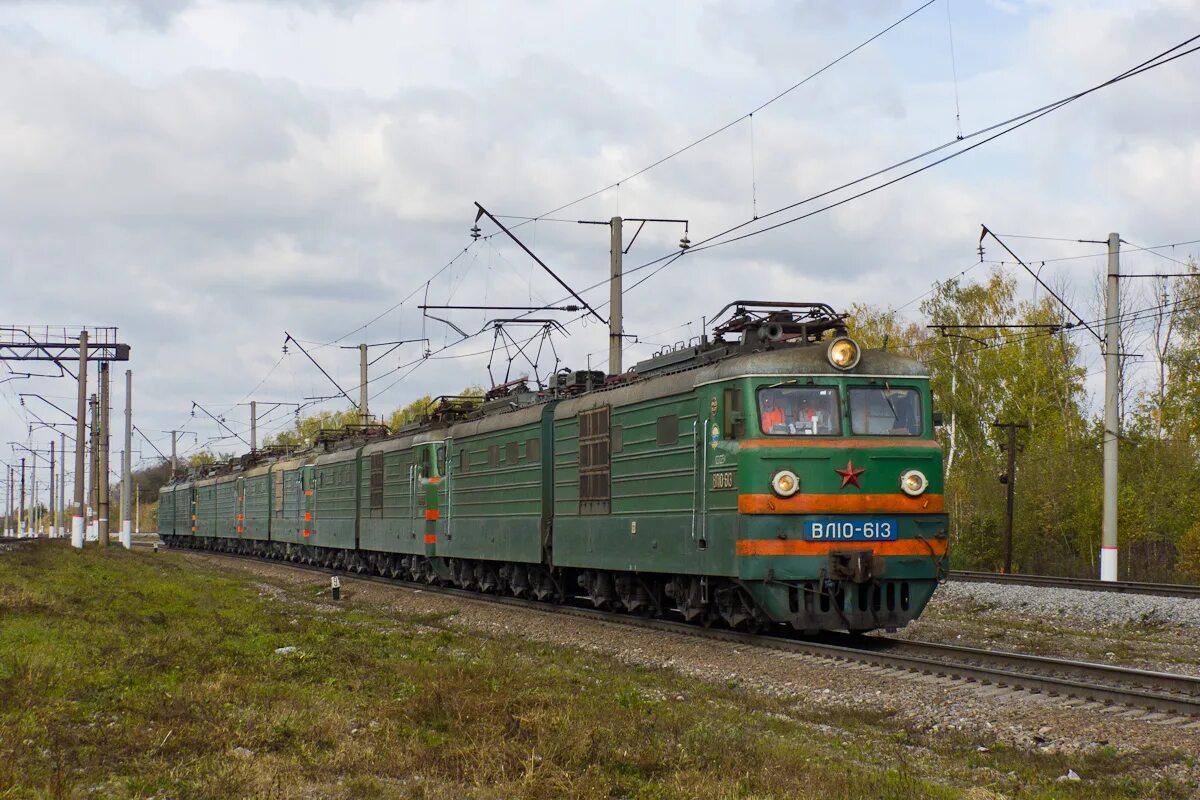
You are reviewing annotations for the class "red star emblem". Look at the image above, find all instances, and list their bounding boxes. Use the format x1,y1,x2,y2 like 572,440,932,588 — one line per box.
834,458,865,489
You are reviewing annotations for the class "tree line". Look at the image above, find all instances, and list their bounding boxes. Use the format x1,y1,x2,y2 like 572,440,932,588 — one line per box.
849,265,1200,582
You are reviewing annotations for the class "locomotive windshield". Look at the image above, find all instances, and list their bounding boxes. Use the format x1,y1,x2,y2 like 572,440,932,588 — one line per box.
849,387,922,436
757,386,840,435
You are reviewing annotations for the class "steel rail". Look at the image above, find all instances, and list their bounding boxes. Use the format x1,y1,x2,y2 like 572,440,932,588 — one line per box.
143,542,1200,718
950,570,1200,599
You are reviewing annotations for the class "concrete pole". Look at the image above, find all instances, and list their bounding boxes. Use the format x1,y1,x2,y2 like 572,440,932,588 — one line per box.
608,216,623,376
99,363,110,547
135,482,140,534
171,431,178,477
32,457,38,536
1101,232,1120,581
116,449,122,537
72,330,88,548
250,400,257,452
121,369,132,548
359,344,369,424
5,465,10,536
59,432,66,537
19,457,26,537
49,440,55,538
88,393,98,542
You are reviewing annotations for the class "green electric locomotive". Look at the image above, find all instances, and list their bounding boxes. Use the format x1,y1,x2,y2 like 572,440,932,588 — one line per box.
160,301,948,633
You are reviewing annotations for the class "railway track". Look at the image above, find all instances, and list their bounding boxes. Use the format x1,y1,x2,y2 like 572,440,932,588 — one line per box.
142,542,1200,720
950,569,1200,599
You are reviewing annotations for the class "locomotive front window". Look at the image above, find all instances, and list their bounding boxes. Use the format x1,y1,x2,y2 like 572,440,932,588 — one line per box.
757,386,840,435
849,387,923,436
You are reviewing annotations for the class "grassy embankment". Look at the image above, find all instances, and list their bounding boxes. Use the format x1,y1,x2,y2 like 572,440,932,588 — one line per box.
0,541,1193,799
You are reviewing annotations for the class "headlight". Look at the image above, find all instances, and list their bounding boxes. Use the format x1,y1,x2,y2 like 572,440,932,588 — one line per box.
771,469,800,498
899,469,928,497
827,336,861,370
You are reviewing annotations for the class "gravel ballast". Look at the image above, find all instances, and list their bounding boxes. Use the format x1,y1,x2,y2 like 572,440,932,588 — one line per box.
938,580,1200,628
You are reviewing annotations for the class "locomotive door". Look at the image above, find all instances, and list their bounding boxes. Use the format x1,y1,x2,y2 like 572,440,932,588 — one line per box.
189,486,197,536
235,477,245,537
441,438,452,542
691,397,709,548
301,465,315,539
408,463,416,538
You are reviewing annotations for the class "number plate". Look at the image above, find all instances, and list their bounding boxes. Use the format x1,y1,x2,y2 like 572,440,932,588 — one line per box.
710,471,735,490
804,518,898,542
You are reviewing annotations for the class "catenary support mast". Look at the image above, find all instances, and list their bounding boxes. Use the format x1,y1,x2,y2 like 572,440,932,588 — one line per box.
59,432,66,538
121,369,132,548
359,343,369,424
72,331,88,548
608,216,623,375
88,393,98,541
48,440,55,538
1101,232,1120,581
98,363,110,547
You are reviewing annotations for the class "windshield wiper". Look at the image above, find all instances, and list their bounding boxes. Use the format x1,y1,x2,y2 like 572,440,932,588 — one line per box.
882,381,903,427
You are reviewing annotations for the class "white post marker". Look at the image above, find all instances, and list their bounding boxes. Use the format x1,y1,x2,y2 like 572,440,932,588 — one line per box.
71,515,84,549
331,575,341,601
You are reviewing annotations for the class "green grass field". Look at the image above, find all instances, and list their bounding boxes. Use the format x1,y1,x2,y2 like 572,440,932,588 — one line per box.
0,541,1192,799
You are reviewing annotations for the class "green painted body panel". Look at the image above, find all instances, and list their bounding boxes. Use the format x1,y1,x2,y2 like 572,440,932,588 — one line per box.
175,485,194,537
552,388,736,574
195,483,217,538
313,451,359,550
243,473,271,540
158,488,175,536
272,465,313,545
442,422,542,563
359,440,424,554
194,477,238,540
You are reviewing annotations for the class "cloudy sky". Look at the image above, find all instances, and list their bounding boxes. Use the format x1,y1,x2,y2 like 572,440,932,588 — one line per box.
1,0,1198,482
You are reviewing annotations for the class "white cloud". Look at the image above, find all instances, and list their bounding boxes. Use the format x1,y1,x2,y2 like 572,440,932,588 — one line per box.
0,0,1198,467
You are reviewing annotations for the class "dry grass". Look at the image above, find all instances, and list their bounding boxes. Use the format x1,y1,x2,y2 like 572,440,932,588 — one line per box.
0,542,1192,799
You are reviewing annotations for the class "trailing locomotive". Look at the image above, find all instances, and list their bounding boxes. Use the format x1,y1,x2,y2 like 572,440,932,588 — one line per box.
159,302,948,633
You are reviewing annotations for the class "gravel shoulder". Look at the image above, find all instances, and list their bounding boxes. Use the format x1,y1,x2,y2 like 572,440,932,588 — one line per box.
898,581,1200,677
178,552,1200,793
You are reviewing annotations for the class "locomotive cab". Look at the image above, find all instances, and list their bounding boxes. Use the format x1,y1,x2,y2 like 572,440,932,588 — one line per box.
698,312,947,633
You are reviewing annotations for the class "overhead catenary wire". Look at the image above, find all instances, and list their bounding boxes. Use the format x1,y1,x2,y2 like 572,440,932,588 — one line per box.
194,24,1200,435
202,2,942,424
534,32,1196,320
620,34,1200,276
510,0,938,227
944,0,963,139
917,291,1200,368
495,34,1200,333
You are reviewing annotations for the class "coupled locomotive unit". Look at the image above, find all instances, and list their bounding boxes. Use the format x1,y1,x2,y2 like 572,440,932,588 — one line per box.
160,302,948,633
